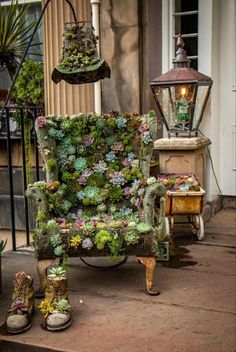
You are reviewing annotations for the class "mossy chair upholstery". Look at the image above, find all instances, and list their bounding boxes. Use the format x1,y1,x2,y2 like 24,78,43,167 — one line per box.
26,111,167,296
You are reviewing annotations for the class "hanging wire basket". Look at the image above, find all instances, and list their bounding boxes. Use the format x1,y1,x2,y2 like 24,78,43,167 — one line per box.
52,21,110,84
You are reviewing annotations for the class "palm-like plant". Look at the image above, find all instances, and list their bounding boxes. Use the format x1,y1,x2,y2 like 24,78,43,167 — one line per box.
0,0,36,80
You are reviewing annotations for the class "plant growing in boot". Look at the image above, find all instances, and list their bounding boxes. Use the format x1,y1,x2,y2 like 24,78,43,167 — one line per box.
39,266,71,331
47,266,67,280
6,272,34,334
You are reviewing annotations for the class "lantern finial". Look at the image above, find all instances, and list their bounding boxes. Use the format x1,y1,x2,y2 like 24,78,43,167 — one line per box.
173,34,190,68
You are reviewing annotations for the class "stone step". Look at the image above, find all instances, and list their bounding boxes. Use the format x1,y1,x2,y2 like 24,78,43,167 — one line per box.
0,340,61,352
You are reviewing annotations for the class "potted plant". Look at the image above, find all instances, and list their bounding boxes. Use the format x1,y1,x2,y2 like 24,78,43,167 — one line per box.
0,0,36,81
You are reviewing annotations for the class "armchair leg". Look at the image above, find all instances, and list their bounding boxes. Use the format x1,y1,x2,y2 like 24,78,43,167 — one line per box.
137,256,160,296
36,258,56,298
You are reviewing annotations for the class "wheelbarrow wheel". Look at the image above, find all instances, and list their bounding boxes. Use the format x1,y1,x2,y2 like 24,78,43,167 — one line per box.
193,215,204,240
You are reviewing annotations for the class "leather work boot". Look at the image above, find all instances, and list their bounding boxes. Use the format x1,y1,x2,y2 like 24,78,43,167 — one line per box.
6,272,34,334
38,267,71,331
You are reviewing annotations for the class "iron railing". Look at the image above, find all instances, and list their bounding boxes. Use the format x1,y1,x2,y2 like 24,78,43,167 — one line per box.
0,105,44,250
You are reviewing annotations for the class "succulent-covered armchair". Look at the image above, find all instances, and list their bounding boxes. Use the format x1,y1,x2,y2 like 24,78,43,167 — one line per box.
26,111,167,296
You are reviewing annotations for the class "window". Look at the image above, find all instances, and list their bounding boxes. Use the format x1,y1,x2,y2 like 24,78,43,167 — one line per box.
173,0,198,70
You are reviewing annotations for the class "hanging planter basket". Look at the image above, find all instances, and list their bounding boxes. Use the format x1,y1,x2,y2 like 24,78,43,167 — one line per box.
52,21,110,84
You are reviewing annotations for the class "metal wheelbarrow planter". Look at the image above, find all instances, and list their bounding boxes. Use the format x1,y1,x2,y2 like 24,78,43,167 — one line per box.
158,174,205,240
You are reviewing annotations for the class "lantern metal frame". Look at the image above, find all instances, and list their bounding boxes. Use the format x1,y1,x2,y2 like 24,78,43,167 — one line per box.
150,35,213,138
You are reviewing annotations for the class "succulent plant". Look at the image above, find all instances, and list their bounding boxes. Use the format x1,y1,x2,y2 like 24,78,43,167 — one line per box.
83,222,95,235
38,298,54,318
73,157,87,172
70,235,82,247
97,203,107,213
95,230,112,250
124,231,140,245
84,186,100,199
110,172,126,188
54,245,63,257
82,237,93,250
48,266,67,279
136,223,153,233
116,116,127,129
55,299,70,314
141,131,152,145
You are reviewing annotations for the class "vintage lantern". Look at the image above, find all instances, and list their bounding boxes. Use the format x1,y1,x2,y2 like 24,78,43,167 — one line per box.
150,35,213,137
52,21,110,85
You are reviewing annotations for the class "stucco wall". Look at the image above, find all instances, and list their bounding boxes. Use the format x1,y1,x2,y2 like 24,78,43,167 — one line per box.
100,0,141,113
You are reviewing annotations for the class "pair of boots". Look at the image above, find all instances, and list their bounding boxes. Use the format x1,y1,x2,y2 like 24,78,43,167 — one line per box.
6,269,71,334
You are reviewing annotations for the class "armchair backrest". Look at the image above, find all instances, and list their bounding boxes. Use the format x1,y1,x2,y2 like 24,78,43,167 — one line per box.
35,112,158,218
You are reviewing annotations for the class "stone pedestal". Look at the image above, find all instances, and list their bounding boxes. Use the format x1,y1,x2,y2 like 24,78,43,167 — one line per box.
154,137,211,188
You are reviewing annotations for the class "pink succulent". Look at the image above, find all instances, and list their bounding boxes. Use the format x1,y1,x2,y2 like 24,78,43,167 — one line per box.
10,299,26,311
138,123,149,132
36,116,47,128
124,187,132,198
135,198,142,207
56,218,66,227
103,215,114,222
91,220,98,227
78,175,87,185
122,158,132,167
75,219,85,228
84,135,94,147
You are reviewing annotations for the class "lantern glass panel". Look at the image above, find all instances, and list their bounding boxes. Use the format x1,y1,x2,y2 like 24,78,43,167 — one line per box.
192,85,209,130
154,84,195,132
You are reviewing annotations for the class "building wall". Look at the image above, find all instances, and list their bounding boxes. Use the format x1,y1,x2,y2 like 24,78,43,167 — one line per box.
162,0,236,199
100,0,162,116
42,0,94,115
199,0,236,197
100,0,141,113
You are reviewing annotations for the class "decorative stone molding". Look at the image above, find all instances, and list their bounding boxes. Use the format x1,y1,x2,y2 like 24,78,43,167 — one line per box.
154,137,211,151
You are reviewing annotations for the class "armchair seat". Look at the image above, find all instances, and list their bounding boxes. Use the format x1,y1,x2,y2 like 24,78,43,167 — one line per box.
27,111,168,295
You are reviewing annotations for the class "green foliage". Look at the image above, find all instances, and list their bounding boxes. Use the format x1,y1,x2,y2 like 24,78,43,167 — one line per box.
0,1,37,79
37,211,47,223
0,239,7,254
47,159,57,172
107,233,124,256
12,60,44,106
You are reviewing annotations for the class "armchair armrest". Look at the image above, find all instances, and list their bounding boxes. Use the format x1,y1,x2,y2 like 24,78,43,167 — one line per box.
143,182,166,228
26,182,49,226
